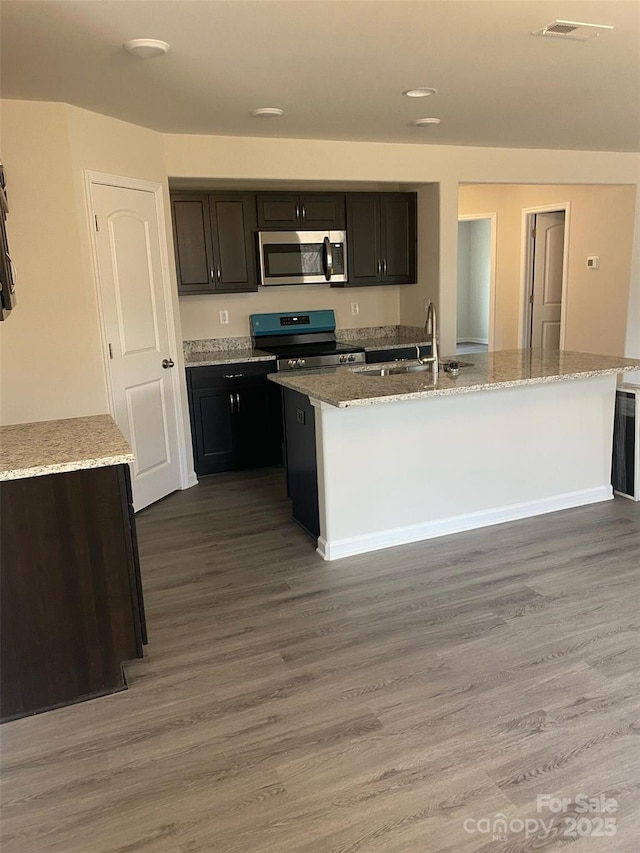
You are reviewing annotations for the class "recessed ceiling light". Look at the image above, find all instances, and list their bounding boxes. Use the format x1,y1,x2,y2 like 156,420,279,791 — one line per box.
124,39,171,58
402,88,437,98
411,117,441,127
251,108,284,118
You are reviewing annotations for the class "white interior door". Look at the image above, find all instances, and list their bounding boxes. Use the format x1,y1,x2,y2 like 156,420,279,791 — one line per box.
91,183,183,510
530,211,565,349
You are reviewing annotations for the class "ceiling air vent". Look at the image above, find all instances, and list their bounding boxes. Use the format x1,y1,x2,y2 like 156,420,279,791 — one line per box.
532,20,614,41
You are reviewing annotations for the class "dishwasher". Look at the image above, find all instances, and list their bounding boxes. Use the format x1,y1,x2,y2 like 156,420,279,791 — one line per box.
612,384,640,500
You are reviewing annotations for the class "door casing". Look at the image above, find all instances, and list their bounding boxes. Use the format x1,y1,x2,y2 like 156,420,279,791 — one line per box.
519,203,571,349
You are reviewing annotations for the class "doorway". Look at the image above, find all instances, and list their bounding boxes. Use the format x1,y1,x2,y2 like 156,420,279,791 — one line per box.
86,172,194,510
521,205,569,350
457,213,496,354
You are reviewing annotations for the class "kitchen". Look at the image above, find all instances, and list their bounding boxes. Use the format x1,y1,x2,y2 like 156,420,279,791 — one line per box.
1,1,640,850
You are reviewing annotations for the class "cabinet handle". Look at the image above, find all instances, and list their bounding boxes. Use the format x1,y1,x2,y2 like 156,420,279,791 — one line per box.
295,203,300,220
210,268,215,282
301,204,306,220
216,266,221,282
382,259,387,276
224,373,244,379
377,259,382,276
235,392,241,413
229,392,235,412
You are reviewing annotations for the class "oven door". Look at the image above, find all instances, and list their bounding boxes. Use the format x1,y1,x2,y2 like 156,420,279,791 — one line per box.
258,231,346,285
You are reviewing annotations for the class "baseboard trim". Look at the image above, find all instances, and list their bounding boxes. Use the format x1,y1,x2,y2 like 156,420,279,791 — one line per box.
182,472,199,490
456,337,489,345
316,486,613,561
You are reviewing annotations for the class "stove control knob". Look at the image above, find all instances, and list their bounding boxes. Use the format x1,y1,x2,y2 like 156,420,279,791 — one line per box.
298,359,306,367
339,355,347,363
288,359,297,368
347,354,356,362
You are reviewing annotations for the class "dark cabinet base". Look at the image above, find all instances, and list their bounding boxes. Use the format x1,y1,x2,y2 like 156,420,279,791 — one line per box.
188,364,283,476
283,388,320,539
0,465,145,722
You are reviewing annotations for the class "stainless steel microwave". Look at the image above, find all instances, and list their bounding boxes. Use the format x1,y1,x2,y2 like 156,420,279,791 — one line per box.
257,230,347,286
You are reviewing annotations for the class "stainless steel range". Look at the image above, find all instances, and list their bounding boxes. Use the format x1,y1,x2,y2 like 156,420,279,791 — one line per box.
250,310,366,371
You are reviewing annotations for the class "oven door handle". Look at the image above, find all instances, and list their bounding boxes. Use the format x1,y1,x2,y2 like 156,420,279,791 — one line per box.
323,236,333,282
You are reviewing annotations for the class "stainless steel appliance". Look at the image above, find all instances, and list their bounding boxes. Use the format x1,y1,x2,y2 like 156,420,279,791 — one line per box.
250,309,365,371
612,384,640,500
257,230,347,286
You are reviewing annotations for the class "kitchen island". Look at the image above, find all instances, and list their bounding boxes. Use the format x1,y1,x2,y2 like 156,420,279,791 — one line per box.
270,349,640,560
0,415,146,720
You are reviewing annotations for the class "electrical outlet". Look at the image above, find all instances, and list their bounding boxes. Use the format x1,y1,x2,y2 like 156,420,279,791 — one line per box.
219,309,229,325
351,302,359,316
587,256,600,270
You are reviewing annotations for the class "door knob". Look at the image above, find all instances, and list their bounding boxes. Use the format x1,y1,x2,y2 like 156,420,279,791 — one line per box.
162,358,175,369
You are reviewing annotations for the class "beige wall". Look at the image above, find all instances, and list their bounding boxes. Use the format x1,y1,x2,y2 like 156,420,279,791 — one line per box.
180,285,399,340
1,99,639,427
0,101,108,424
458,184,637,355
0,101,188,425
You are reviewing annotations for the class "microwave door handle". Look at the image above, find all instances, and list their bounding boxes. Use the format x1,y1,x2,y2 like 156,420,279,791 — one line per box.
323,236,333,282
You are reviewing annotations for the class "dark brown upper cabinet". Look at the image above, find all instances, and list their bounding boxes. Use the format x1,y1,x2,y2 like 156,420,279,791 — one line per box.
171,192,258,294
256,193,345,230
341,193,417,287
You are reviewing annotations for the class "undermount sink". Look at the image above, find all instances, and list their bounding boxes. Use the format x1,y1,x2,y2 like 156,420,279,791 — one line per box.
365,363,432,377
362,360,474,378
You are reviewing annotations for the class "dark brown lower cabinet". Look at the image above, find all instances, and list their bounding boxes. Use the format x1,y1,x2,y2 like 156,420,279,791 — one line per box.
187,363,283,476
0,464,146,722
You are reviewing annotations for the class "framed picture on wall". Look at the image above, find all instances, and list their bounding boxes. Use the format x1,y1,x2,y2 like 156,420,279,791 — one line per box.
0,161,16,320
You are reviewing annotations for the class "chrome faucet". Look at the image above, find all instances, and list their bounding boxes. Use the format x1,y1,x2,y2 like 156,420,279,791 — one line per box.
416,299,439,380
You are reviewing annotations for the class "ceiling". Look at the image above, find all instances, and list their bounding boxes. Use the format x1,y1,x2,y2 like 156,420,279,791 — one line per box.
1,0,639,152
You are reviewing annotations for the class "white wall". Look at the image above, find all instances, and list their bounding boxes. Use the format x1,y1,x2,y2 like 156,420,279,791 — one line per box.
457,219,491,344
457,222,471,339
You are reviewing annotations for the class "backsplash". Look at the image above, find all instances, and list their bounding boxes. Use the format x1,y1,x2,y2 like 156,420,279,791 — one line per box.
336,325,424,342
183,336,253,357
183,325,426,359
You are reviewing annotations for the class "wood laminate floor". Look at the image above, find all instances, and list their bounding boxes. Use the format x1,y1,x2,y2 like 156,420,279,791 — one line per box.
2,468,640,852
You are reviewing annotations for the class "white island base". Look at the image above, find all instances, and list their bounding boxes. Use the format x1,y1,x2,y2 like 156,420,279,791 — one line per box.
311,374,617,560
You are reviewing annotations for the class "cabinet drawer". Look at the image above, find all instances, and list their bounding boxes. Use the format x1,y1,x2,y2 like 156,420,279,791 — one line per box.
188,361,275,390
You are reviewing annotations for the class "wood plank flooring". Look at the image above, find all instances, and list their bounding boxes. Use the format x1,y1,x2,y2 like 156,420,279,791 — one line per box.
2,468,640,852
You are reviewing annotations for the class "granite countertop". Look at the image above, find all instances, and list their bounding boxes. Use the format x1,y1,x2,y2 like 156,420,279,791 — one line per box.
268,349,640,408
0,415,134,481
185,349,275,368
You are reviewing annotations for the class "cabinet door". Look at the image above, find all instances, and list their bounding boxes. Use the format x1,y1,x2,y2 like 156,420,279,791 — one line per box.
299,194,345,230
256,193,300,229
171,194,215,293
190,388,235,475
380,193,417,284
0,467,141,720
209,193,258,293
283,388,319,538
345,194,382,286
233,383,281,469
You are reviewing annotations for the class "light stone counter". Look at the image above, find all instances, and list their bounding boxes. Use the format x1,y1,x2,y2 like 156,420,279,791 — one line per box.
185,349,275,368
269,349,640,408
0,415,134,481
